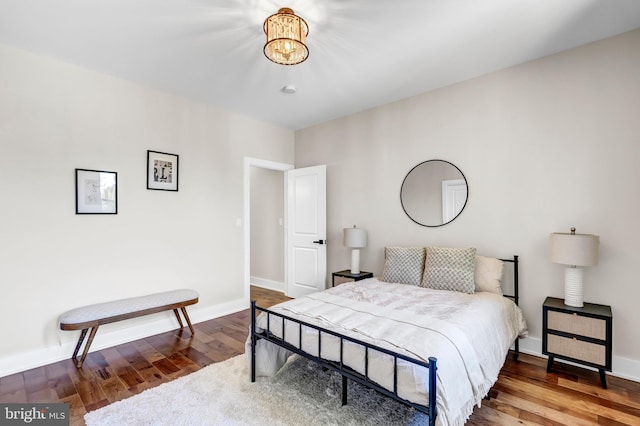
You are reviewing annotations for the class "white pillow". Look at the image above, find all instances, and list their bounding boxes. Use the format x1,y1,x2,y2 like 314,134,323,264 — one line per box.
474,255,504,294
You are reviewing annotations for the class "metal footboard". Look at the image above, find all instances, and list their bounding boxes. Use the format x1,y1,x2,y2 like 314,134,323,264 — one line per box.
250,302,438,426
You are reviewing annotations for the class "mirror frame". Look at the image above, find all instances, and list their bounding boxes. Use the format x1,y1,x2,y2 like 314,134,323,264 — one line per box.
400,159,468,227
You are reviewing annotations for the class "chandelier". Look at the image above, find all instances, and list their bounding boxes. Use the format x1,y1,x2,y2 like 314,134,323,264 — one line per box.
263,7,309,65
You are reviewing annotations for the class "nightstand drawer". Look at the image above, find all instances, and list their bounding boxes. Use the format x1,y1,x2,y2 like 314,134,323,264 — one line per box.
547,310,606,340
547,334,606,366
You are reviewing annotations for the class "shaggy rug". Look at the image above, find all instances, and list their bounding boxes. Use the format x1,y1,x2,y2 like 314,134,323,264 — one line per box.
84,354,427,425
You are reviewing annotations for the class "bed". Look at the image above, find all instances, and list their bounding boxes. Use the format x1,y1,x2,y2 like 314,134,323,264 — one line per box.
247,247,528,426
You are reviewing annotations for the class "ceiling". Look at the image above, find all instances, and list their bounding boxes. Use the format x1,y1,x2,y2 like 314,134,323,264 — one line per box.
1,0,640,130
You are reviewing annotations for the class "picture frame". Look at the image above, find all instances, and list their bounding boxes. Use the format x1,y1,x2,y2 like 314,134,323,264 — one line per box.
75,169,118,214
147,150,179,191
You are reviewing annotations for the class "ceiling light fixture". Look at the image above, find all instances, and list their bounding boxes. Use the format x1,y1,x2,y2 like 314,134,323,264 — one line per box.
263,7,309,65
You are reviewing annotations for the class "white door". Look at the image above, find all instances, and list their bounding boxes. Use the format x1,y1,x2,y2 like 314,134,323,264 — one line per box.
286,165,327,298
442,179,467,223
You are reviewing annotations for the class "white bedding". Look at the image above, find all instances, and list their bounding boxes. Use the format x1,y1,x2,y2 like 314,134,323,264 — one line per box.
247,279,528,426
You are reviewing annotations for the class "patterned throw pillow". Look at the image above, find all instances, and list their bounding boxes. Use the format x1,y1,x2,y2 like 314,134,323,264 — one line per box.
381,247,426,286
422,246,477,293
475,255,504,294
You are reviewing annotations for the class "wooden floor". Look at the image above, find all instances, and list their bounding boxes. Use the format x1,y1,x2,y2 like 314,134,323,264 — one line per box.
1,286,639,425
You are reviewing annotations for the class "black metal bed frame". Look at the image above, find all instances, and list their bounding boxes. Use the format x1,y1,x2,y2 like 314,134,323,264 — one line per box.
250,255,520,426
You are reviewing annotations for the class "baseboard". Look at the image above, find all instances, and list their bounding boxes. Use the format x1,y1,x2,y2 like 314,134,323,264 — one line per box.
0,297,247,378
518,336,640,383
250,276,284,292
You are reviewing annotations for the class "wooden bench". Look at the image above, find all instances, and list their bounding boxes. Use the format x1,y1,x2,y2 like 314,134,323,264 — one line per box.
59,289,199,367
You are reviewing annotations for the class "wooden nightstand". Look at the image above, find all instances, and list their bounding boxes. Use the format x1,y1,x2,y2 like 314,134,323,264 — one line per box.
542,296,612,388
331,270,373,287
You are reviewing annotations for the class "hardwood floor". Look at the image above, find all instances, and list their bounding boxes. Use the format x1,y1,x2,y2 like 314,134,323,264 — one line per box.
1,286,639,425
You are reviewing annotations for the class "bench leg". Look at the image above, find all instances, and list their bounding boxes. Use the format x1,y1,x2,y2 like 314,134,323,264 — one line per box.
71,329,88,362
73,326,99,368
181,307,195,335
173,309,185,329
173,307,195,335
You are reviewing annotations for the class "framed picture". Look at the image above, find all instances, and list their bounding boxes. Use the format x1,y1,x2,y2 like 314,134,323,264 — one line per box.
75,169,118,214
147,150,179,191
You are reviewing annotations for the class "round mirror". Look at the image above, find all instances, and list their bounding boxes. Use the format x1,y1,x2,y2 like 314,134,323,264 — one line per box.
400,160,468,227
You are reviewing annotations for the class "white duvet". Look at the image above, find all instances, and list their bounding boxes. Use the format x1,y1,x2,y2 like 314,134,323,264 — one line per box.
247,279,527,426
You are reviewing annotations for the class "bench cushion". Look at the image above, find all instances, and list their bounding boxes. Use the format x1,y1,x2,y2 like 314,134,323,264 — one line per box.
59,289,199,329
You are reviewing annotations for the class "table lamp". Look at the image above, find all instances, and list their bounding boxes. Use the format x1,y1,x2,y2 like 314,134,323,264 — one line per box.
343,225,367,274
549,227,599,307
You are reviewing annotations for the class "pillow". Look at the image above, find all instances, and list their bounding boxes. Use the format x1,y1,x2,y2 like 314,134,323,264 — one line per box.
421,246,477,293
475,255,504,294
381,247,425,286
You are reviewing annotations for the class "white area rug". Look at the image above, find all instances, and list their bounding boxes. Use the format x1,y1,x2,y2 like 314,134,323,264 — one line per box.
84,354,427,425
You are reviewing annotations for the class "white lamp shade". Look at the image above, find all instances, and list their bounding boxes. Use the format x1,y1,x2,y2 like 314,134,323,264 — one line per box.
343,227,367,248
549,232,599,267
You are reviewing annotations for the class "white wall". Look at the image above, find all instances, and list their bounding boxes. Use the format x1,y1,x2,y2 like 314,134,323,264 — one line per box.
295,29,640,380
0,43,294,376
250,167,284,291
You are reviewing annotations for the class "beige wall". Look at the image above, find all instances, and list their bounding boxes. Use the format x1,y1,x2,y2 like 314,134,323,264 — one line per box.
295,29,640,379
250,167,284,289
0,43,294,375
2,28,639,380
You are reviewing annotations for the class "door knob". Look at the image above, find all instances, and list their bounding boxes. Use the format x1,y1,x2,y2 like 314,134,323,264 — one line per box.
312,240,326,245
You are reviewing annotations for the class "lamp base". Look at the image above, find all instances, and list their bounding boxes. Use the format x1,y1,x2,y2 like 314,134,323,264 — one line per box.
350,249,361,274
564,266,584,307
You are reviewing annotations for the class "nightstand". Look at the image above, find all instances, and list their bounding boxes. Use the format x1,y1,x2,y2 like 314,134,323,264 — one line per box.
542,296,612,388
332,270,373,287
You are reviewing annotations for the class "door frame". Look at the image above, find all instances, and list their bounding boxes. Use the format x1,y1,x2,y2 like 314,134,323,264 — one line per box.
442,178,467,224
243,157,294,302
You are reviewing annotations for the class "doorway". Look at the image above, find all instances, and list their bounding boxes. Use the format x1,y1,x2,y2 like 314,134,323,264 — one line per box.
243,158,293,301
